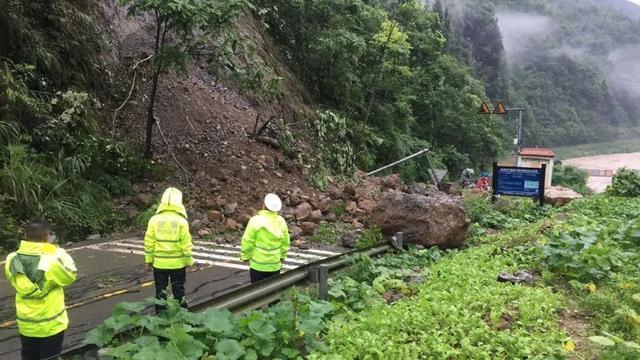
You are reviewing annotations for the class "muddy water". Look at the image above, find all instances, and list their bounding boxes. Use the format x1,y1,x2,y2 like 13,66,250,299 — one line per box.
563,152,640,192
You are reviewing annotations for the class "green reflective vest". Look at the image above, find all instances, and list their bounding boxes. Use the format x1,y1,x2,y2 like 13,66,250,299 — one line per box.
144,187,193,269
4,241,77,337
241,210,290,272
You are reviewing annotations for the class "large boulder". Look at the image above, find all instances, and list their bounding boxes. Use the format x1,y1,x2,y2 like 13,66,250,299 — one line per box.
544,186,583,207
369,192,469,249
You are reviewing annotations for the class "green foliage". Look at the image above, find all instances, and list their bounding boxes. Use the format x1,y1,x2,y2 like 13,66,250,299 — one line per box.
136,201,160,227
308,224,342,245
329,201,346,217
0,3,150,250
257,0,505,179
319,246,566,359
538,216,635,282
308,110,356,188
463,192,550,230
355,226,383,249
552,165,592,195
608,168,640,197
86,291,333,359
210,30,284,101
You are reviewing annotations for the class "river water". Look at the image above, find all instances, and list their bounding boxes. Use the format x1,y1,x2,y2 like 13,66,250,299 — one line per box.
562,152,640,192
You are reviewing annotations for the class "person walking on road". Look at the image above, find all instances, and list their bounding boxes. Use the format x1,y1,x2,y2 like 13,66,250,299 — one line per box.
4,219,77,360
241,193,290,283
144,187,193,313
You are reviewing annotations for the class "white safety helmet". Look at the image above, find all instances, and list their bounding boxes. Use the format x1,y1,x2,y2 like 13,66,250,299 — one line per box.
264,193,282,212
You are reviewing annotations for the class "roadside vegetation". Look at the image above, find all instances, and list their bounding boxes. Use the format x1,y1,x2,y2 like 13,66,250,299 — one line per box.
552,165,592,195
87,170,640,359
0,1,155,251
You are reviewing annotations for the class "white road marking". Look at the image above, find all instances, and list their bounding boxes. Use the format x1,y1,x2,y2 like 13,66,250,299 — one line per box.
101,241,306,267
2,237,342,270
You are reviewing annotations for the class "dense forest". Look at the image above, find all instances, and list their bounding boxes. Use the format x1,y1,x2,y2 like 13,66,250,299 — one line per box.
435,0,640,147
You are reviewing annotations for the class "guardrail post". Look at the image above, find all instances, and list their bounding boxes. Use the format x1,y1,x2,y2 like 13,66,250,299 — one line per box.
308,266,319,283
318,264,329,300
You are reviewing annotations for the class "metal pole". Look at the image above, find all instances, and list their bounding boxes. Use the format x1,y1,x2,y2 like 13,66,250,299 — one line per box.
517,109,523,153
504,107,525,154
366,149,429,176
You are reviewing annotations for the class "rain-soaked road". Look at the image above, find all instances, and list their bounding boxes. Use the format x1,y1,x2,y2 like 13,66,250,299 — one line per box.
0,236,341,359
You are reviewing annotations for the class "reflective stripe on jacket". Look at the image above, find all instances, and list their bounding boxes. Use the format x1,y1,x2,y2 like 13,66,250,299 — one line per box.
144,187,193,269
4,241,77,337
241,210,290,272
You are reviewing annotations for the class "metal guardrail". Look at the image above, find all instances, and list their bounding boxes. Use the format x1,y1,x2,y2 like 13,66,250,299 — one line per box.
57,239,398,359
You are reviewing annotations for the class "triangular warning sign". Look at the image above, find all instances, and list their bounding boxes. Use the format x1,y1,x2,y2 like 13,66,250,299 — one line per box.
478,102,492,114
493,101,507,115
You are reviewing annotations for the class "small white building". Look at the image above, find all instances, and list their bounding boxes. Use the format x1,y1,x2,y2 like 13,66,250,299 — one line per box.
517,148,555,188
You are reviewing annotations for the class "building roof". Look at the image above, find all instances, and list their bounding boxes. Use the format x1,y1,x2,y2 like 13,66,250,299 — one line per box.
518,148,556,158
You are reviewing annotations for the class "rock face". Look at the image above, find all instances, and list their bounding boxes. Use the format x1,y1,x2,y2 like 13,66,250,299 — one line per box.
369,192,469,249
544,186,583,207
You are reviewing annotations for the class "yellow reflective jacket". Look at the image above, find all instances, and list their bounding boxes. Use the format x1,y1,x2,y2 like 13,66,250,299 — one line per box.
241,210,290,272
4,241,77,337
144,187,193,269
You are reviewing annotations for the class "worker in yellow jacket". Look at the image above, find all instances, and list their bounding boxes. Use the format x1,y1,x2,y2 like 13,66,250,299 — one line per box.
241,193,290,283
144,187,193,313
4,219,77,360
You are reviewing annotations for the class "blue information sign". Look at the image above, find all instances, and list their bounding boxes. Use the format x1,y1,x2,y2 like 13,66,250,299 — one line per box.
492,163,546,205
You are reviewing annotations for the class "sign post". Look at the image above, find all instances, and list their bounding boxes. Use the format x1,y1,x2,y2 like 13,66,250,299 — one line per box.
478,101,526,153
492,162,546,206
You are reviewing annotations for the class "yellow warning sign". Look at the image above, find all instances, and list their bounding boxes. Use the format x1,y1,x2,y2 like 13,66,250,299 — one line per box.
493,101,507,115
478,102,492,114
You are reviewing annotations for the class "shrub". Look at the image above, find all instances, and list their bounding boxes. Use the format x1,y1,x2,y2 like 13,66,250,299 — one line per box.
553,164,592,195
356,226,383,249
608,168,640,197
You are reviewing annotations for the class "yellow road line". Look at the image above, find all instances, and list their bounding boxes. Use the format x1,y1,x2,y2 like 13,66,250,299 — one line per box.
0,267,209,329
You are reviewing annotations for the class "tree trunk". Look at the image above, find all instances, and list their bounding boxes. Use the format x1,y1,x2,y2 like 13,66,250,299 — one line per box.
144,69,160,159
144,17,164,159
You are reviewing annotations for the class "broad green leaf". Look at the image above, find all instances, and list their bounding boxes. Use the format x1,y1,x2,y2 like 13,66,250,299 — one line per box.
114,301,146,314
632,293,640,303
166,326,207,359
215,339,245,360
203,308,237,336
104,343,140,359
84,323,116,347
625,341,640,349
589,336,615,346
248,319,276,340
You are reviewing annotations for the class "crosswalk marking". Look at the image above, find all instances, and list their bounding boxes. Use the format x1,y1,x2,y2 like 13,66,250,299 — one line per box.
87,238,342,271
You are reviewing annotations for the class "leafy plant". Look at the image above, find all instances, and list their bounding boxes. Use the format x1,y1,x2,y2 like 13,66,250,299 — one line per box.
608,168,640,197
552,164,592,195
308,223,342,245
539,217,634,282
86,291,333,359
355,226,383,249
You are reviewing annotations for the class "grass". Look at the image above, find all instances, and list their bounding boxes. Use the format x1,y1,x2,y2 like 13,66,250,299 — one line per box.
554,138,640,160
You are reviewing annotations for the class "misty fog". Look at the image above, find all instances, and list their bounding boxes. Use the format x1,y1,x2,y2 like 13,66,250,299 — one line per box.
495,10,640,99
497,12,554,67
